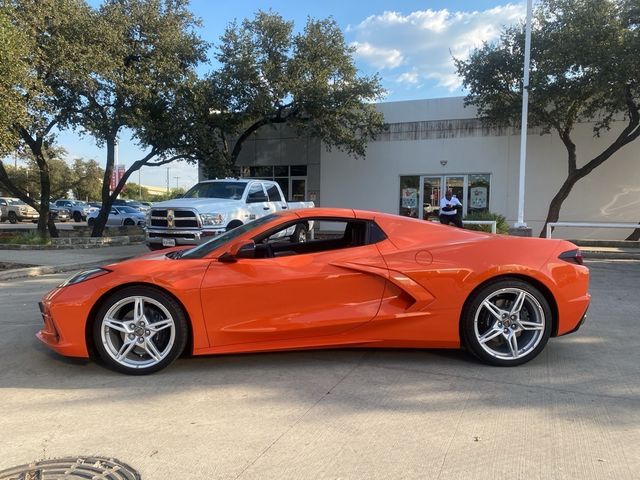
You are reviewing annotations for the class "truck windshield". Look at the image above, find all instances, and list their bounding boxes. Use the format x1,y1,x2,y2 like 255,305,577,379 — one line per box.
180,214,279,259
182,181,248,200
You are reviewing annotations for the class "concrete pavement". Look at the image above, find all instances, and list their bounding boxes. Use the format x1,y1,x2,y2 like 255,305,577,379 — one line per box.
0,260,638,479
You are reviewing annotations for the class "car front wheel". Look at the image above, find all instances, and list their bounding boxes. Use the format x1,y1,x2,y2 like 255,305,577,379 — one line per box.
92,286,188,375
461,279,552,367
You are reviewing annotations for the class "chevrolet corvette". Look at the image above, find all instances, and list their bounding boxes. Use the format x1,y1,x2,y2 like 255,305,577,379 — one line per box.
37,208,590,374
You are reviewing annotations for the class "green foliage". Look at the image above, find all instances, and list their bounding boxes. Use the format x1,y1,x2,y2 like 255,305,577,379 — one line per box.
0,4,29,155
463,211,509,234
192,10,386,176
456,0,640,236
0,231,50,245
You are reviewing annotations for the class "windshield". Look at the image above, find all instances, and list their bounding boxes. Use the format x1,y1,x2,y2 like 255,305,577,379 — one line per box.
182,181,248,200
117,206,139,213
9,199,25,205
74,201,88,207
181,214,279,259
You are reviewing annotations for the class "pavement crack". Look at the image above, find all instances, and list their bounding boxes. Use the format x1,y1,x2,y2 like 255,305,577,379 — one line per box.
233,351,370,480
435,385,471,480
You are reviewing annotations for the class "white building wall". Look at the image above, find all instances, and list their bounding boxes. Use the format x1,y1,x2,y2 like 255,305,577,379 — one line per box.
321,97,640,239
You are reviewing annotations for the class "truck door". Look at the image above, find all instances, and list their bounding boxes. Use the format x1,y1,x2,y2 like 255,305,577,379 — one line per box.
245,182,273,221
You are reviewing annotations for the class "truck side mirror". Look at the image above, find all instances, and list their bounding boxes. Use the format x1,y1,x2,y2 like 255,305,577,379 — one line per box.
219,240,256,263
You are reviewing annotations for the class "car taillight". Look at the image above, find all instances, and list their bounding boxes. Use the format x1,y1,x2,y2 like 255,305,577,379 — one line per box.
559,249,583,265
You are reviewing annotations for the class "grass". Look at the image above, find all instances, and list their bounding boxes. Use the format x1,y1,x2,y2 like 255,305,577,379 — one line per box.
0,231,51,245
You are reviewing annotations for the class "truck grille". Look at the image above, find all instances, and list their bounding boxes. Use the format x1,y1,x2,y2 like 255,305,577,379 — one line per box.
150,208,199,229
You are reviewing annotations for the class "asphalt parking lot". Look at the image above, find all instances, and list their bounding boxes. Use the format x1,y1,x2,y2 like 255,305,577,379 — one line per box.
0,260,638,479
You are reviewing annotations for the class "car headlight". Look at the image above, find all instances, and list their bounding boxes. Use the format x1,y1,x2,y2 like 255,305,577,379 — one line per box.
200,213,224,226
58,268,111,287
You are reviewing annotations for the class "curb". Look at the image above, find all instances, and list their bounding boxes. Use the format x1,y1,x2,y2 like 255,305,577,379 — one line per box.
0,257,133,281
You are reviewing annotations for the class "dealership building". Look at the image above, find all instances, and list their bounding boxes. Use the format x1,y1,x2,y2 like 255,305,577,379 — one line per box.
205,96,640,239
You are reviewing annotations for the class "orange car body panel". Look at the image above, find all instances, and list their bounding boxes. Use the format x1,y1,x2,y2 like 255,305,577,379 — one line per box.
37,208,590,359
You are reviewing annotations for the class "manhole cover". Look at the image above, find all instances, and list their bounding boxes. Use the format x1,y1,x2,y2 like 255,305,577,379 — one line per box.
0,457,140,480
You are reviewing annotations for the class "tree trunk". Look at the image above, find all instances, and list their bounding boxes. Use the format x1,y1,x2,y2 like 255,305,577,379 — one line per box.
539,173,581,238
91,137,116,237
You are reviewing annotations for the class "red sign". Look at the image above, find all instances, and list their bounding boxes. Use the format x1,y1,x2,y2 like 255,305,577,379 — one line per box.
110,165,126,191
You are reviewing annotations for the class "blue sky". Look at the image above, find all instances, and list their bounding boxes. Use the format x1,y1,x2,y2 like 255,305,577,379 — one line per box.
54,1,526,189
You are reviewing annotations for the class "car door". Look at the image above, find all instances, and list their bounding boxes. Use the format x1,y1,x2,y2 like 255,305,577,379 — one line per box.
200,224,389,347
107,208,120,226
245,182,272,221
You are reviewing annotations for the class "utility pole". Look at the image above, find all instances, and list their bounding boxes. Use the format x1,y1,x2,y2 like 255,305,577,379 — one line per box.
174,176,180,190
138,169,141,199
166,167,170,194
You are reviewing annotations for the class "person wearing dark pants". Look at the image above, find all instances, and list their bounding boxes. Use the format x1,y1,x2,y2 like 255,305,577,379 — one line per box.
439,190,463,227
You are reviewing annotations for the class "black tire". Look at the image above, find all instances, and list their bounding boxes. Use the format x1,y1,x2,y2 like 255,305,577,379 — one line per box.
8,211,18,224
291,223,309,243
92,286,189,375
73,211,82,222
123,218,135,226
87,218,95,227
461,278,552,367
148,244,167,251
226,220,243,231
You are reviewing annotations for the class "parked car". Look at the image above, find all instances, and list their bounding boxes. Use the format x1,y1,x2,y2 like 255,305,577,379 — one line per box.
86,205,146,227
146,179,314,250
88,202,102,209
0,197,39,223
49,203,70,222
54,199,97,222
37,208,590,375
113,199,149,213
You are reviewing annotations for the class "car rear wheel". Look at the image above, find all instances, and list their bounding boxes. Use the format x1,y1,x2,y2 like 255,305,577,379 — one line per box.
291,223,309,243
92,287,188,375
461,279,552,366
87,218,95,227
8,211,18,224
73,211,82,222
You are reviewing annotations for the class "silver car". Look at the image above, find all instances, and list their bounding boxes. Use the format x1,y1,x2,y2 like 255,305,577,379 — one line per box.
87,205,146,227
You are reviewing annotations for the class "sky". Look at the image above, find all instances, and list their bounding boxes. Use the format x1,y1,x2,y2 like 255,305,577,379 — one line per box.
52,0,527,190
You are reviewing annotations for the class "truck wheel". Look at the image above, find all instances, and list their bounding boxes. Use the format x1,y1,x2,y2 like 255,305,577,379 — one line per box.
291,223,309,243
73,211,82,222
124,218,135,226
87,218,95,227
226,220,243,231
8,212,18,224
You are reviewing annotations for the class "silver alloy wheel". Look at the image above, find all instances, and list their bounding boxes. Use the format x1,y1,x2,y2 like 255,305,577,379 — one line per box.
473,287,546,360
100,295,176,369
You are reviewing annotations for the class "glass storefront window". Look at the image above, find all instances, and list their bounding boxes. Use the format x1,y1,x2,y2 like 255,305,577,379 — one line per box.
399,176,420,218
467,174,490,213
399,174,491,218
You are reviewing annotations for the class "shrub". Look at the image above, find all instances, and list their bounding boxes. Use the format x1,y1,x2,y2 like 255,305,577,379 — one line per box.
463,211,509,234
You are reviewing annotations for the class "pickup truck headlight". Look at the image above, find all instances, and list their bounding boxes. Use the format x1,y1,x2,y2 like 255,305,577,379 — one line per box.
201,213,224,226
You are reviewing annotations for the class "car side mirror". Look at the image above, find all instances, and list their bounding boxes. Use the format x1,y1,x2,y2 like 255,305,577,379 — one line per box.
219,241,256,263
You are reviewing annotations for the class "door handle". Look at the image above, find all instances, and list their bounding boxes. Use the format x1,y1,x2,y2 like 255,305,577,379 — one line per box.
263,207,270,210
281,206,288,209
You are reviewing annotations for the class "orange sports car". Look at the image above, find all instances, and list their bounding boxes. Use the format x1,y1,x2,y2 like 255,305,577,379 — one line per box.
37,208,590,375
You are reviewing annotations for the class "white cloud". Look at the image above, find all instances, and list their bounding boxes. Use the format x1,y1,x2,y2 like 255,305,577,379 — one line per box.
349,4,525,92
351,41,404,69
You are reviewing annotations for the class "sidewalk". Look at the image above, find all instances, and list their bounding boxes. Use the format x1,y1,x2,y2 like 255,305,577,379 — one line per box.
0,244,149,281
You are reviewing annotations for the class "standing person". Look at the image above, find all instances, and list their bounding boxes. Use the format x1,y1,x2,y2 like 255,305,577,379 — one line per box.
439,190,463,227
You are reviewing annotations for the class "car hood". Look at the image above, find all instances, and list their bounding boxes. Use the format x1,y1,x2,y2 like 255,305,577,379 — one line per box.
151,197,242,212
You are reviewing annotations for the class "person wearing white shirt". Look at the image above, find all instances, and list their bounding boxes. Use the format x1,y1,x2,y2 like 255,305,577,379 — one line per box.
439,190,463,227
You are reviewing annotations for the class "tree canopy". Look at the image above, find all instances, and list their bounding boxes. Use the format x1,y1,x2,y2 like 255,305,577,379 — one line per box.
456,0,640,236
190,11,385,178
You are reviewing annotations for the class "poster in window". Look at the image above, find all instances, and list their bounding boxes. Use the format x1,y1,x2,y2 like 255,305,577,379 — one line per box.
401,188,418,208
470,187,487,209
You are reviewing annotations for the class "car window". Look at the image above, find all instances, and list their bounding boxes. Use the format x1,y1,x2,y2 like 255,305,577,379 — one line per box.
180,214,280,259
118,206,138,213
110,208,118,214
266,184,282,202
248,218,387,259
0,200,6,206
9,199,25,205
182,181,248,200
246,183,267,203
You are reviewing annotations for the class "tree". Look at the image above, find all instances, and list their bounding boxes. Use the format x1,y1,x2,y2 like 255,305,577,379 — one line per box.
188,11,385,178
456,0,640,237
60,0,207,237
0,3,28,155
0,0,92,238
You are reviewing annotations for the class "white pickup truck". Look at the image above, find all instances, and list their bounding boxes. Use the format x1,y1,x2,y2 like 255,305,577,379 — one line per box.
146,178,315,250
